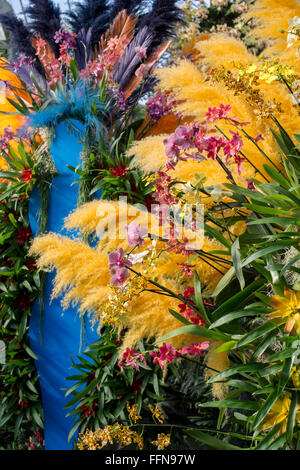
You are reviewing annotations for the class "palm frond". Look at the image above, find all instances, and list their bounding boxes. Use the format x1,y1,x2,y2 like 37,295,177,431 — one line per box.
98,9,137,53
122,38,171,98
113,26,152,91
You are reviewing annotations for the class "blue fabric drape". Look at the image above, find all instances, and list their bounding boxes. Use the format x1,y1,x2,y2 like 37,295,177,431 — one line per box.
28,120,99,450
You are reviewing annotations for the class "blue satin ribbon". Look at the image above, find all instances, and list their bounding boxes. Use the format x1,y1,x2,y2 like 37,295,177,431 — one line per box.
28,120,99,450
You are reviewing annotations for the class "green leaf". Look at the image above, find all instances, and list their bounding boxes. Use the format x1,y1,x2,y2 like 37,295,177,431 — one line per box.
251,331,279,361
207,363,266,383
168,309,190,326
193,270,207,319
286,391,298,444
69,59,78,81
280,254,300,275
213,278,265,320
6,97,27,114
252,390,279,430
26,380,38,395
267,433,287,450
243,203,292,216
247,216,298,226
226,379,258,393
204,223,231,249
209,310,264,330
262,165,291,190
266,348,299,363
23,344,39,360
14,414,23,441
212,266,235,297
185,429,243,450
153,373,159,396
242,243,297,267
200,400,260,411
156,324,229,344
8,213,17,227
231,237,245,290
213,340,237,353
17,311,28,341
65,382,83,397
278,356,295,390
235,321,278,348
32,407,44,428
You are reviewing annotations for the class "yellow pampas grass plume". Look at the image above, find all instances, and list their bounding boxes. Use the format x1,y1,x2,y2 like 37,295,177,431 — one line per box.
128,135,168,173
205,341,230,400
194,33,254,68
30,199,220,351
245,0,300,51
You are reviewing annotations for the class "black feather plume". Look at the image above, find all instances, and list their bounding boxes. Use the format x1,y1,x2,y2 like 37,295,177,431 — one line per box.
0,14,36,59
109,0,143,21
25,0,61,57
137,0,182,54
67,0,111,49
74,28,93,71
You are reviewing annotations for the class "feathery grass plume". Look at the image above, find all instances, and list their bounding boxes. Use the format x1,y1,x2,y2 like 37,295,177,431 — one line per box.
132,58,280,186
192,33,300,153
30,199,223,351
194,32,254,67
128,135,169,173
205,341,230,400
25,0,61,57
66,199,227,290
245,0,300,53
67,0,111,48
132,27,300,184
245,0,300,75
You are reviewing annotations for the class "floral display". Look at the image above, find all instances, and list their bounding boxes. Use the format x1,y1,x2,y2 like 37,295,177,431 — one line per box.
0,0,300,454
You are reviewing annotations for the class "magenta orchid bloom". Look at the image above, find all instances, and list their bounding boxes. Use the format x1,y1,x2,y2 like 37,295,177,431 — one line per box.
110,266,130,287
180,341,210,356
124,222,148,247
118,347,147,372
108,248,132,287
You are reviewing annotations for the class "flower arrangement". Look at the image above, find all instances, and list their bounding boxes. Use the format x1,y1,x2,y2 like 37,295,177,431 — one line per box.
0,0,182,449
1,0,300,452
